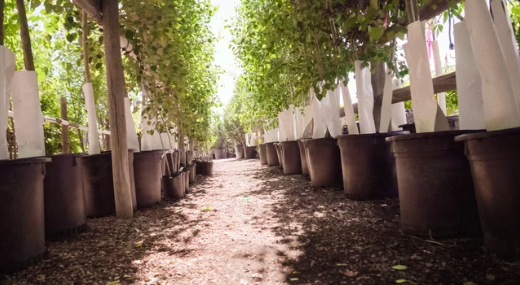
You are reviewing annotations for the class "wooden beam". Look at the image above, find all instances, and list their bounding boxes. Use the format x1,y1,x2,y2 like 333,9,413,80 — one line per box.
102,0,133,219
73,0,102,24
341,72,457,116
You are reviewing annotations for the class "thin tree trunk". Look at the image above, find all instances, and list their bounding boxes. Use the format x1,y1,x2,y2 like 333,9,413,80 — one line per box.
77,129,85,153
61,97,70,153
15,0,34,71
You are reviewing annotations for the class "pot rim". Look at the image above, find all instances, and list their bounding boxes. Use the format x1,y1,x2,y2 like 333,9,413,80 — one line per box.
0,156,51,165
134,150,164,155
386,130,482,142
455,127,520,142
337,131,409,140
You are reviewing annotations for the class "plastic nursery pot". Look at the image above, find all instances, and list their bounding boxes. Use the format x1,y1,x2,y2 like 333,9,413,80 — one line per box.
0,157,51,274
244,146,257,159
337,132,407,200
133,150,163,208
399,123,417,134
275,143,284,169
264,142,279,166
183,170,190,193
297,140,309,176
189,163,196,183
455,127,520,259
280,141,302,175
214,148,227,160
387,130,482,238
197,160,214,176
128,151,137,210
81,150,137,217
162,172,185,199
303,138,342,188
44,154,87,239
235,145,244,159
258,144,268,165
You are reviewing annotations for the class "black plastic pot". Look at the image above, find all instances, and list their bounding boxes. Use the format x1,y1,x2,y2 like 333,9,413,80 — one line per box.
162,172,184,199
280,141,302,175
244,146,257,159
214,148,227,160
44,154,87,239
134,151,163,208
197,161,214,176
82,151,136,217
265,142,279,166
0,157,51,273
275,143,284,169
189,163,196,183
128,151,137,210
399,123,417,134
456,127,520,259
235,145,244,159
337,132,406,200
387,130,482,238
297,140,309,176
303,138,342,188
258,144,268,165
183,170,190,193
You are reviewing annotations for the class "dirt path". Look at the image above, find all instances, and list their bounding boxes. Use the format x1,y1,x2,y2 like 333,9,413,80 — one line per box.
3,159,520,285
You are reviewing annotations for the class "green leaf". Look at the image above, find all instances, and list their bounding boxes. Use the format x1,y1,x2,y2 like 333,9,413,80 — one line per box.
369,26,384,41
135,240,143,248
106,282,120,285
396,280,407,284
392,265,407,271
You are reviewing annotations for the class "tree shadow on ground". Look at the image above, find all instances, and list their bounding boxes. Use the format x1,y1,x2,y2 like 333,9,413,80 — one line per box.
246,165,520,285
2,185,209,285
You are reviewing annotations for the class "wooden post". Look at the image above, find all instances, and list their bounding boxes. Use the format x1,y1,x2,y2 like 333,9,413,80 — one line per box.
371,62,386,132
102,0,133,219
61,97,70,153
15,0,34,71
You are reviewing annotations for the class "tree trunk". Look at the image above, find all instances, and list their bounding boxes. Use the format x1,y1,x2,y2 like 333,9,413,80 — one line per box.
61,97,70,154
77,129,85,153
15,0,34,71
102,0,133,219
371,61,386,132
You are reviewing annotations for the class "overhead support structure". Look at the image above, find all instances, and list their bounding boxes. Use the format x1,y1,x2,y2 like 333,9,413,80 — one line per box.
73,0,102,24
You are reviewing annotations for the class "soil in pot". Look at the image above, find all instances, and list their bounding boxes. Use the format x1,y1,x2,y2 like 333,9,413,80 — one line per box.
134,150,163,208
244,146,257,159
280,141,302,175
265,142,279,166
456,127,520,259
197,161,214,176
303,138,342,188
81,151,137,217
44,154,87,239
235,145,244,159
259,144,268,165
337,132,406,200
297,140,309,175
189,163,196,183
387,130,482,238
162,172,184,199
0,157,51,274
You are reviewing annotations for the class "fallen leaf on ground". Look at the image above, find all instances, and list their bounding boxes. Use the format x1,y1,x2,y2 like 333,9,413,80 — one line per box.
392,265,408,271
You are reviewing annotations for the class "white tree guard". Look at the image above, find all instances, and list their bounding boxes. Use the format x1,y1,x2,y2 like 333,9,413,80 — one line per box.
124,98,140,152
311,96,327,138
11,71,45,158
0,47,15,159
320,88,342,137
355,61,376,134
294,107,305,139
250,133,257,146
245,133,250,146
454,22,485,130
433,41,447,115
141,117,163,151
284,105,296,141
404,21,448,133
340,81,359,135
303,104,313,137
491,0,520,115
83,83,101,155
379,65,395,133
465,0,520,130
